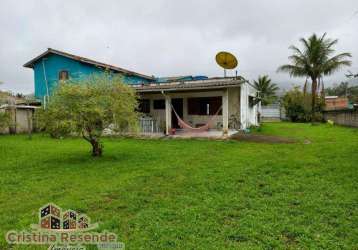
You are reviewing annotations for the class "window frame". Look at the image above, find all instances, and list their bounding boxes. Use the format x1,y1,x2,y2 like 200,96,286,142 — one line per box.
58,70,69,81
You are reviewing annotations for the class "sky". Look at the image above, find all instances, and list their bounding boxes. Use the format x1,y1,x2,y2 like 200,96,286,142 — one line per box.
0,0,357,94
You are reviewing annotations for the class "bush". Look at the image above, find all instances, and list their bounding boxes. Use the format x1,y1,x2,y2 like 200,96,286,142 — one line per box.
0,111,10,131
282,86,324,122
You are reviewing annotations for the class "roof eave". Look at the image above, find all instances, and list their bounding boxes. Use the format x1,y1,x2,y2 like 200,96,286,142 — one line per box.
23,50,52,68
23,48,155,80
134,79,244,93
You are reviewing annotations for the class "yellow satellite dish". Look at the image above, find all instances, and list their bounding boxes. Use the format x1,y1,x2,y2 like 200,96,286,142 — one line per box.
215,51,238,70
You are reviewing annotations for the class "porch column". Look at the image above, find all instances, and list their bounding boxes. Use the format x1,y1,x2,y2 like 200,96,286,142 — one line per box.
165,95,172,135
240,83,248,129
222,88,229,135
183,97,188,121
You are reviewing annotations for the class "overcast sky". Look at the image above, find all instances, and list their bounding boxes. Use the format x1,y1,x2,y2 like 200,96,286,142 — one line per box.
0,0,357,94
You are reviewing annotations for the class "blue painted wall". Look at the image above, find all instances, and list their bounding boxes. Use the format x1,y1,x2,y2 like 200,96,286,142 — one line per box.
33,53,152,99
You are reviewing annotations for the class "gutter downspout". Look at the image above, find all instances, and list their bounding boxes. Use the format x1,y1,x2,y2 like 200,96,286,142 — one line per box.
42,58,49,107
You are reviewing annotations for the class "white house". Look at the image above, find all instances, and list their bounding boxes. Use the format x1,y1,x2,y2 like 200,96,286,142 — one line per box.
134,77,260,136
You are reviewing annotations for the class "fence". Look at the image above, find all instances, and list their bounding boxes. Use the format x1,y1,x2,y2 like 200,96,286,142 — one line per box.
138,117,162,134
261,104,285,121
323,109,358,127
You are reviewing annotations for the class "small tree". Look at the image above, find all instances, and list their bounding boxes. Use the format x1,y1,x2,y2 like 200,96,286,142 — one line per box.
37,74,139,156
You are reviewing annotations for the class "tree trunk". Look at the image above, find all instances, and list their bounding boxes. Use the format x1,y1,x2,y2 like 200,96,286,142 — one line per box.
311,78,317,113
82,131,103,157
90,138,102,157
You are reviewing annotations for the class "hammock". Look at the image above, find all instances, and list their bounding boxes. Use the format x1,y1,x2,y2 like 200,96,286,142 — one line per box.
171,105,222,132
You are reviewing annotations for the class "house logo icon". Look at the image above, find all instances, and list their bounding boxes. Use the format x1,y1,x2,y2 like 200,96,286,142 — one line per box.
32,203,97,232
6,203,123,249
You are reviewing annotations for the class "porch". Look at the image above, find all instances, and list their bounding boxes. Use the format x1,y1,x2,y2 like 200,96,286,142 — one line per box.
134,77,255,137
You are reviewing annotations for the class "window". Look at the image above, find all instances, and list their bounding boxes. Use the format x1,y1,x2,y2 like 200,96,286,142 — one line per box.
188,97,222,115
59,70,69,80
153,99,165,109
138,99,150,113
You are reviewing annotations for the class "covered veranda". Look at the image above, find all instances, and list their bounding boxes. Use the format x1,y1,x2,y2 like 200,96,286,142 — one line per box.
133,78,249,137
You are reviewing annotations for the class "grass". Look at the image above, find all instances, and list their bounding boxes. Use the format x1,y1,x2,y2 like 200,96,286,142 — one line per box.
0,122,357,249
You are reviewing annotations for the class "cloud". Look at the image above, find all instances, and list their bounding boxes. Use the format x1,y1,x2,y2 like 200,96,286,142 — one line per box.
0,0,357,94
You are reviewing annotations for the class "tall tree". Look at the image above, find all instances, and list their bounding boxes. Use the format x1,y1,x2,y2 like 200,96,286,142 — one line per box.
37,74,139,156
253,75,279,105
278,33,351,112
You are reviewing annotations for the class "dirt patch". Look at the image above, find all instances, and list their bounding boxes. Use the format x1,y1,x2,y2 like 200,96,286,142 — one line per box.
231,133,296,144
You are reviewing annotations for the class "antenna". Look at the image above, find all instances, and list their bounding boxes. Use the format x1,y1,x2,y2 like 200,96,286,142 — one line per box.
215,51,238,77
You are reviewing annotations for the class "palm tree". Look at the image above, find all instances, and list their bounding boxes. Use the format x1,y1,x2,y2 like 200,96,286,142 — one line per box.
278,33,351,112
253,75,279,105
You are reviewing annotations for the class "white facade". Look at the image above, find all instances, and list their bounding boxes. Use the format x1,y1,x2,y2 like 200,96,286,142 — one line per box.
136,78,260,136
240,82,259,129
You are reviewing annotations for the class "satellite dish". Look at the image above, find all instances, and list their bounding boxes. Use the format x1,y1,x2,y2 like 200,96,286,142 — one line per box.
215,51,238,77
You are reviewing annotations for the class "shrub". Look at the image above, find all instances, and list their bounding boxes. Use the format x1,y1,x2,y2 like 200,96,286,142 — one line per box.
282,86,324,122
0,111,10,132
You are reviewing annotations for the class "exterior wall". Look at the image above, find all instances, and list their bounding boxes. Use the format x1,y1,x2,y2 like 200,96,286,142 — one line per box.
226,87,240,130
323,109,358,127
228,87,240,119
240,82,259,129
33,54,151,99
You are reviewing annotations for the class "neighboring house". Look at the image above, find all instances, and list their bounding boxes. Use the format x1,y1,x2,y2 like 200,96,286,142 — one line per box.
324,96,351,110
24,49,259,135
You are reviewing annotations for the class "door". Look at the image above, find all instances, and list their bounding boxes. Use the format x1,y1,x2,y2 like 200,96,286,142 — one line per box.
171,98,183,128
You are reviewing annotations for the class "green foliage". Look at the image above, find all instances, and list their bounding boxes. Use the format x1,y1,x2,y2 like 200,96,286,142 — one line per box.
282,86,324,122
326,81,358,103
0,111,10,130
0,91,11,104
253,75,279,105
326,81,350,96
278,33,351,111
0,123,357,249
36,74,139,156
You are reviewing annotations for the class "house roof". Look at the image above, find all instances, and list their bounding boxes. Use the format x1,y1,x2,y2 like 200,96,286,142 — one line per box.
23,48,155,80
133,77,245,93
0,104,39,110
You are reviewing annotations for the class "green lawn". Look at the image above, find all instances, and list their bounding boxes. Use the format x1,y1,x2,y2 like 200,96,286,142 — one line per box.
0,123,357,249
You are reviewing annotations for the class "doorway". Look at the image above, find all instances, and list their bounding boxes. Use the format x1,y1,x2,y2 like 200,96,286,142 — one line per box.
171,98,183,128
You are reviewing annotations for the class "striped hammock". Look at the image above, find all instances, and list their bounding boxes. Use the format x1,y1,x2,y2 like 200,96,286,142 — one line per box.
171,105,222,132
